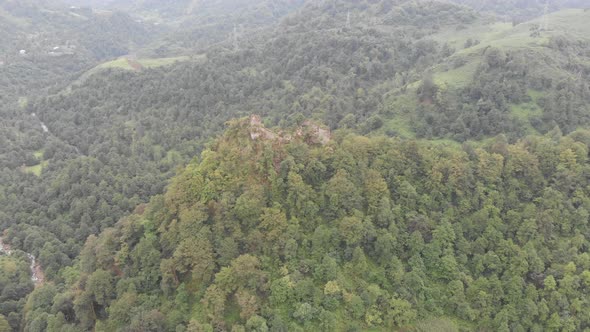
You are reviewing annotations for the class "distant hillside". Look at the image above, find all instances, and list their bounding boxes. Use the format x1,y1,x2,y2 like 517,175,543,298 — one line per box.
0,0,161,97
402,8,590,140
449,0,590,20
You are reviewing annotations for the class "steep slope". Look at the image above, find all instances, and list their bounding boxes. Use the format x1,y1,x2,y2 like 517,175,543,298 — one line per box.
26,117,590,331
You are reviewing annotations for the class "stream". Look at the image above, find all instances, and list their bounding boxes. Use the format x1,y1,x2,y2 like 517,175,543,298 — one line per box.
31,112,82,155
31,113,49,133
0,236,44,285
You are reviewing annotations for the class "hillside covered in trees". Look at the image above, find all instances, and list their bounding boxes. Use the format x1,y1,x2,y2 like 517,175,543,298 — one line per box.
1,0,590,331
25,118,590,331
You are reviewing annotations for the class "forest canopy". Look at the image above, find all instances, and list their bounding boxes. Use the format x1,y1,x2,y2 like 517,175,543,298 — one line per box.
23,118,590,331
1,0,590,331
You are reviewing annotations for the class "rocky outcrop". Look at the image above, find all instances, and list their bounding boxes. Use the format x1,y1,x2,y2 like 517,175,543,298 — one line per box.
249,114,331,145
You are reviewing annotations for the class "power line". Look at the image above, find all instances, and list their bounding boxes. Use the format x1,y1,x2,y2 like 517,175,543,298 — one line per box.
542,0,549,31
346,10,350,29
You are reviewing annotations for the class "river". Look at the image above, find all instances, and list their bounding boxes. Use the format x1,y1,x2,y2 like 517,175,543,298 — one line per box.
31,113,49,133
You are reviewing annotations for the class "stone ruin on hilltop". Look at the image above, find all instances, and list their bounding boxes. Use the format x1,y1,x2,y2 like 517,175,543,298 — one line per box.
248,115,331,145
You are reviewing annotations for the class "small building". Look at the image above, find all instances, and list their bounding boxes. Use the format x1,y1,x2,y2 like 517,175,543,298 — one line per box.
19,50,26,56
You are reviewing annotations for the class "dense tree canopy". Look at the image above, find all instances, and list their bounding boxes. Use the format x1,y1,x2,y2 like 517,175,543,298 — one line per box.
1,0,590,331
22,119,590,331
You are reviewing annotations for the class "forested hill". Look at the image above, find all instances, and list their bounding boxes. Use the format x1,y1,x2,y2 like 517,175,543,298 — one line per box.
28,117,590,331
116,0,307,57
1,0,590,331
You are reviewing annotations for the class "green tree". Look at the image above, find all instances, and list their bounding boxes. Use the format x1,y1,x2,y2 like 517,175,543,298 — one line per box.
0,315,10,332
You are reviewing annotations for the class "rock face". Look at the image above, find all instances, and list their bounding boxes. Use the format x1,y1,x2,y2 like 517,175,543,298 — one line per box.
249,115,279,141
248,114,331,145
300,120,331,145
0,235,11,254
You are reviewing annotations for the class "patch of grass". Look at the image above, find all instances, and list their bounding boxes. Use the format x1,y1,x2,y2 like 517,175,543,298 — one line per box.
23,150,48,176
24,160,49,176
539,9,590,41
432,21,514,52
18,97,28,109
527,89,543,102
511,102,541,121
65,55,201,93
97,56,193,71
434,59,479,88
380,93,419,139
97,58,135,70
509,89,544,135
139,56,191,68
383,117,416,139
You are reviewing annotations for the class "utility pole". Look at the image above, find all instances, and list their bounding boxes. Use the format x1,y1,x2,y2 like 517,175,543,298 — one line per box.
233,24,239,51
542,1,549,31
346,11,350,29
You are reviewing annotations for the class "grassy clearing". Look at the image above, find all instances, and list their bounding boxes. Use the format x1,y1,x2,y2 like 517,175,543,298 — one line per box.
24,160,48,176
139,56,191,68
539,9,590,41
509,89,544,135
511,89,543,119
434,59,479,88
18,97,28,109
96,57,133,70
23,150,47,176
64,55,198,94
97,56,192,71
511,102,541,121
382,117,416,139
432,21,513,52
379,93,419,139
